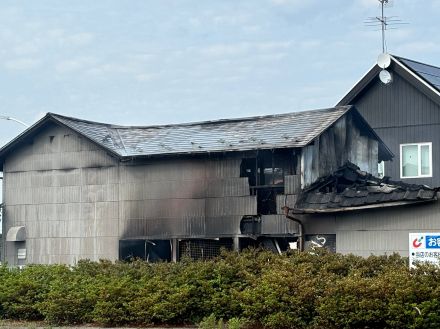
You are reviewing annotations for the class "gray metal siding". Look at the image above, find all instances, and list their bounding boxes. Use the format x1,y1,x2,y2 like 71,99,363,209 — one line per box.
375,125,440,186
353,70,440,187
260,215,298,235
354,72,440,128
3,124,120,265
118,158,257,239
3,122,305,265
301,214,336,235
335,199,440,256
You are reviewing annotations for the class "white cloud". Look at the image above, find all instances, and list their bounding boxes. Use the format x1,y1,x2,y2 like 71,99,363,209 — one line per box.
255,52,288,62
13,41,41,56
357,0,380,8
270,0,317,8
4,58,40,70
200,41,293,58
255,41,292,51
200,42,251,57
299,40,322,50
135,73,157,82
212,13,250,26
63,32,94,47
55,57,96,73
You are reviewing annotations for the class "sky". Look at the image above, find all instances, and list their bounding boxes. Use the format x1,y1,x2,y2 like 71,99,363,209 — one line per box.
0,0,440,146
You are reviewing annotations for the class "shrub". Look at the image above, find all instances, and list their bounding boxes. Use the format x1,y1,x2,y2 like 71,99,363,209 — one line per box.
0,250,439,328
0,265,67,321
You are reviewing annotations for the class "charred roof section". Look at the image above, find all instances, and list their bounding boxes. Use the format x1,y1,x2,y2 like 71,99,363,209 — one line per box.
0,105,392,163
293,162,438,213
49,106,352,156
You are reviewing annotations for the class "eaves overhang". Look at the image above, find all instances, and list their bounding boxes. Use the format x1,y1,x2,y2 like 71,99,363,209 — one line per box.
0,106,358,169
293,198,437,214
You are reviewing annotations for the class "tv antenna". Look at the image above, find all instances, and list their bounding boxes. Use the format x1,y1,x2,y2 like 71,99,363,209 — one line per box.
364,0,407,53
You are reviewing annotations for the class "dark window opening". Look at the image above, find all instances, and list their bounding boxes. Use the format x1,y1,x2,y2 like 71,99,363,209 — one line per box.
119,239,172,262
240,149,297,215
178,238,233,260
240,216,261,235
257,187,283,214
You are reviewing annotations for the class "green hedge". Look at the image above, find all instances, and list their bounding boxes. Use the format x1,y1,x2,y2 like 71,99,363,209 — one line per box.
0,249,439,328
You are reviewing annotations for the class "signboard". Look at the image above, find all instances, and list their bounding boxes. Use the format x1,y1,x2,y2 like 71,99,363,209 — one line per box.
409,233,440,268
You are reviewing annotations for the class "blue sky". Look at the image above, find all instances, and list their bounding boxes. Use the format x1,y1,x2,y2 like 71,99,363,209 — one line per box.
0,0,439,146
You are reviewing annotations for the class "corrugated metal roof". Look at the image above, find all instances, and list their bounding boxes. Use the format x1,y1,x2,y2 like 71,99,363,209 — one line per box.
293,162,438,213
50,106,352,157
395,56,440,91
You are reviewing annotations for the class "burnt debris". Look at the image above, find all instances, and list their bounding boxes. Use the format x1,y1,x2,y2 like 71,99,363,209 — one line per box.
294,162,438,213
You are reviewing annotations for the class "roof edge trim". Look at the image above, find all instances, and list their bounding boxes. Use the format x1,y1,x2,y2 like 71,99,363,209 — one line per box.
390,54,440,99
293,199,436,214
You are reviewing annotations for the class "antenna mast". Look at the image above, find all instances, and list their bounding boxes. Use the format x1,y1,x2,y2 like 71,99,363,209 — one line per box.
365,0,406,54
378,0,388,53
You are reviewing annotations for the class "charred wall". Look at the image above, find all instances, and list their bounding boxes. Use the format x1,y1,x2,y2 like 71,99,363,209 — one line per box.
302,112,379,187
119,155,257,239
2,125,303,265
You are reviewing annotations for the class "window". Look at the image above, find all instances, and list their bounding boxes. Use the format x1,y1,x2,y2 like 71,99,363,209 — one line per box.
378,161,385,178
240,150,297,215
400,143,432,178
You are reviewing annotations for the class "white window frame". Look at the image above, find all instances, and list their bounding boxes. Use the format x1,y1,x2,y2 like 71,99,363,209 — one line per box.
400,142,432,179
377,161,385,179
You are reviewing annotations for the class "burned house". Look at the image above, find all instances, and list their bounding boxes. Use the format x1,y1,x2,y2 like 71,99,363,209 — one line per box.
0,105,392,265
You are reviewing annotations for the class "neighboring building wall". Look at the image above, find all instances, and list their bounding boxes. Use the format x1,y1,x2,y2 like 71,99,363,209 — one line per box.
299,198,440,257
302,112,379,186
335,199,440,257
3,123,120,264
352,71,440,187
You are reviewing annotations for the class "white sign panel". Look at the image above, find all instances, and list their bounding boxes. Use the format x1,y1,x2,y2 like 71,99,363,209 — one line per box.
409,233,440,268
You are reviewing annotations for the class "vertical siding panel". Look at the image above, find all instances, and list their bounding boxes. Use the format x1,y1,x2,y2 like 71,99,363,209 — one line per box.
354,71,440,186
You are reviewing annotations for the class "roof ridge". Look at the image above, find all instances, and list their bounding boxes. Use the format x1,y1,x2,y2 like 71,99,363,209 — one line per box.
49,106,352,130
48,113,123,128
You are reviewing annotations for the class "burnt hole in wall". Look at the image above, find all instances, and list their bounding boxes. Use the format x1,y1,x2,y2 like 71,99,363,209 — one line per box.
119,239,172,262
240,216,261,235
49,136,55,143
240,149,298,215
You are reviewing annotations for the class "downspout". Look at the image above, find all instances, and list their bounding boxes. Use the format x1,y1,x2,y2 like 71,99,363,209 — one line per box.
282,206,304,251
